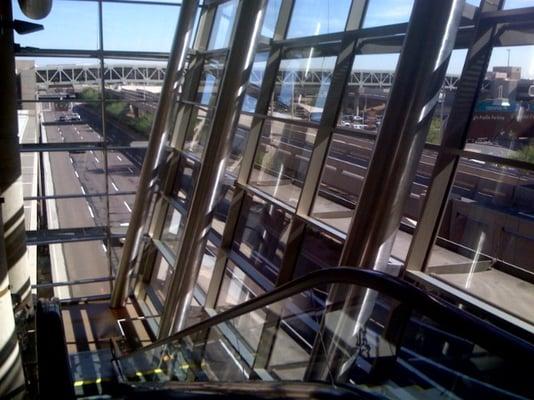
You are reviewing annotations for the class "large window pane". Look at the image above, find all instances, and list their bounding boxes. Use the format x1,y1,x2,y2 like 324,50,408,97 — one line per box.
251,119,317,207
466,44,534,164
208,0,238,50
311,134,374,232
103,3,179,52
261,0,283,38
216,260,265,308
226,114,253,179
231,195,291,288
161,204,186,255
271,52,336,123
196,56,226,107
183,106,214,158
13,1,99,50
428,159,534,323
242,52,268,113
363,0,414,28
338,53,400,132
286,0,351,38
148,253,174,307
172,156,200,209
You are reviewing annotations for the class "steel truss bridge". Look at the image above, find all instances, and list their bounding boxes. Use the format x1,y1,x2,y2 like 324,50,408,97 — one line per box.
36,64,460,91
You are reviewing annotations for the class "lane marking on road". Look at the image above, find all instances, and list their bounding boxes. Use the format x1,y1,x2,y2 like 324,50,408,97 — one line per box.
80,136,84,140
74,171,79,178
69,157,74,164
90,150,94,155
127,167,134,174
111,182,119,191
80,186,86,195
123,201,132,213
116,155,122,161
101,244,107,253
94,156,100,163
87,203,95,218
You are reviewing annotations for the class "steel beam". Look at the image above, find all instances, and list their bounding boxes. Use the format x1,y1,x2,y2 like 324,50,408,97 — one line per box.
111,0,200,307
306,0,466,382
158,0,268,338
405,0,505,272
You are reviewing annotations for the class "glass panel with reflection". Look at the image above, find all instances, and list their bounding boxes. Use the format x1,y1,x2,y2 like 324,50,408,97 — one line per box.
251,119,316,207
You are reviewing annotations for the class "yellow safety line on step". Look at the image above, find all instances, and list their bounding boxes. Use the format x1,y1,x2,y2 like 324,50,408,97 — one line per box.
73,377,106,387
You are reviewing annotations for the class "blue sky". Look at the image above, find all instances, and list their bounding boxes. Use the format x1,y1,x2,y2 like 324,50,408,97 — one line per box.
12,0,534,77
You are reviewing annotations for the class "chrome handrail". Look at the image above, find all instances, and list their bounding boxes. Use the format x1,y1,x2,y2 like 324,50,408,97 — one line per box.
117,267,533,363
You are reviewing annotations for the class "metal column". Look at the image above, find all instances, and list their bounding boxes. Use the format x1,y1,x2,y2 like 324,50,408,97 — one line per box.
111,0,199,308
340,0,465,271
405,0,504,272
0,0,31,308
0,199,26,399
158,0,268,338
307,0,466,381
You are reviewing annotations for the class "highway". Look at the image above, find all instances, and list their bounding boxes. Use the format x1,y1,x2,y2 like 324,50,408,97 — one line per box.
41,103,141,298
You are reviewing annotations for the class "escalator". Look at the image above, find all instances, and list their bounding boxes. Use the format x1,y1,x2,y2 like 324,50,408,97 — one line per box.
111,268,533,399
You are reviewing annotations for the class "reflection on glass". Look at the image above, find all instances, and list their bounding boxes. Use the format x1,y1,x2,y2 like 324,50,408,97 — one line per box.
426,50,467,145
504,0,534,9
231,195,291,288
311,134,374,232
293,226,342,280
212,185,234,238
117,280,530,399
261,0,283,38
197,56,226,107
286,0,351,38
429,159,534,323
173,156,200,208
363,0,414,28
242,52,268,113
271,54,335,123
311,132,435,246
149,253,174,306
161,204,185,255
466,45,534,163
196,241,219,298
251,119,317,207
183,106,214,158
337,54,400,132
208,0,238,50
216,260,265,309
227,114,253,178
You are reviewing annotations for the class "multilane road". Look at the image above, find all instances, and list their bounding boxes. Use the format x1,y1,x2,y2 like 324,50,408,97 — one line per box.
42,103,141,298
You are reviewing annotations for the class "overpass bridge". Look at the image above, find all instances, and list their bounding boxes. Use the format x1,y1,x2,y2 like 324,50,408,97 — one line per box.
35,63,461,92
